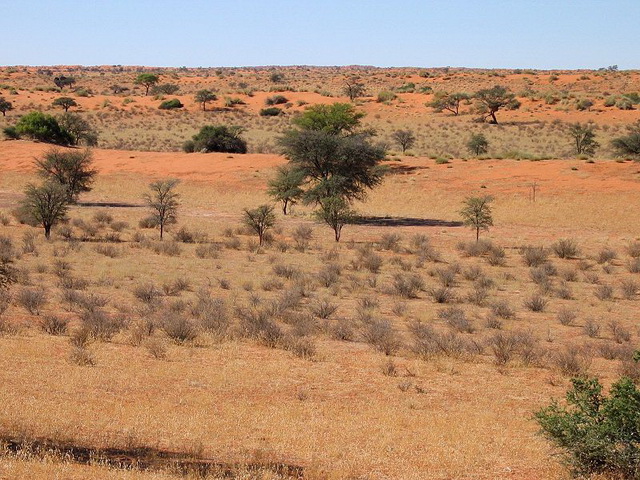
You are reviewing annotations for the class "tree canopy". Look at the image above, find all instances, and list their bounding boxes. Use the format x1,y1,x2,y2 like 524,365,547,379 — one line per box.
35,148,98,202
52,97,79,112
0,97,13,116
21,181,70,239
15,112,73,145
474,86,521,124
194,90,217,111
611,121,640,160
183,125,247,154
134,73,160,96
291,103,365,136
460,195,494,241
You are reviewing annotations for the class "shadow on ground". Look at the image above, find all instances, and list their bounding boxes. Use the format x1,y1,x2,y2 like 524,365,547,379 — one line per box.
354,216,463,227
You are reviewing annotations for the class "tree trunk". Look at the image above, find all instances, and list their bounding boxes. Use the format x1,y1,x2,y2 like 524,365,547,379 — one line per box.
334,226,341,242
490,111,498,124
44,224,51,239
160,223,164,240
476,226,480,242
282,199,289,215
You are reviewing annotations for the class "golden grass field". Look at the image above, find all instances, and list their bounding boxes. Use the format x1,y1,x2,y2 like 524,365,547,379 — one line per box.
0,66,640,479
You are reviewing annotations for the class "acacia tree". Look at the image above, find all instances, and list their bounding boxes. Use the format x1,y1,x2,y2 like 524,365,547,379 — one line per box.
143,179,179,239
243,204,276,246
267,165,305,215
427,91,470,115
52,97,79,112
35,149,98,203
343,77,366,102
194,89,217,111
391,129,416,153
467,133,489,155
134,73,160,96
568,122,599,156
314,196,355,242
474,86,521,124
611,121,640,160
0,97,12,116
57,112,99,146
21,181,69,239
460,195,494,241
53,76,76,89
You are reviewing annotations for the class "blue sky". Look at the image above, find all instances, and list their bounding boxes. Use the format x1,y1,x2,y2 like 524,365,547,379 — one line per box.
2,0,637,69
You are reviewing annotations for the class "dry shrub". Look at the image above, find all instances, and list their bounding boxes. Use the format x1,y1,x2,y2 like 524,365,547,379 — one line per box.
457,239,494,257
236,304,283,347
378,233,402,252
490,300,516,319
21,232,38,255
195,243,220,259
438,307,475,333
93,211,113,225
598,342,631,361
362,318,402,355
628,258,640,274
462,265,484,281
261,277,284,291
488,330,541,366
353,245,383,273
174,226,207,244
597,247,617,264
161,312,198,344
150,241,181,256
310,298,338,319
552,345,592,376
16,286,47,315
608,320,631,344
392,273,424,298
627,241,640,258
557,307,577,326
39,314,69,335
584,271,600,284
95,244,121,258
486,245,507,266
145,338,167,360
552,239,580,259
58,274,90,291
292,224,313,252
521,246,549,267
583,319,600,338
317,263,341,287
69,346,96,366
191,290,230,338
433,266,458,287
282,335,316,360
409,321,473,359
620,278,638,299
594,284,614,301
523,293,549,312
555,281,574,300
133,283,162,305
162,277,190,296
391,301,408,317
81,309,125,341
485,313,503,329
427,285,455,303
273,263,300,280
330,317,355,341
381,358,398,376
561,268,578,282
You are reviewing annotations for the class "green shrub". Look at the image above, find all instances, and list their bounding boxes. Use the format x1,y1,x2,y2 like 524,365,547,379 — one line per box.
265,95,288,105
14,111,72,145
158,99,183,110
535,375,640,478
184,125,247,153
376,91,397,103
260,107,283,116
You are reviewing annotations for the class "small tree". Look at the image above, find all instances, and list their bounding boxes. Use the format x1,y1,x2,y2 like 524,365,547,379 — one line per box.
35,148,98,203
391,129,416,154
314,196,355,242
243,204,276,246
53,76,76,89
343,77,366,102
568,122,599,156
466,133,489,156
460,195,494,241
267,165,305,215
474,86,521,124
144,179,179,240
57,112,98,146
0,97,13,116
52,97,79,112
134,73,160,96
611,121,640,160
194,89,217,111
21,181,69,239
535,376,640,479
428,91,470,115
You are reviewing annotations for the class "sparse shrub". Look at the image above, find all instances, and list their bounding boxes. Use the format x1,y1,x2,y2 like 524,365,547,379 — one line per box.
95,244,120,258
626,241,640,258
521,246,549,267
39,314,68,335
467,284,489,306
409,321,470,359
16,286,47,315
485,313,503,330
392,273,424,298
292,225,313,251
81,309,124,341
553,239,580,259
330,317,355,341
594,284,614,301
195,243,220,259
427,286,455,303
524,293,549,312
362,318,402,355
162,278,190,296
439,307,475,333
557,308,577,326
378,233,402,252
162,313,198,344
620,278,638,299
552,345,592,376
133,283,162,305
609,320,631,344
145,338,167,359
628,258,640,274
310,298,338,319
283,335,316,360
69,346,95,366
490,300,516,319
597,247,617,264
583,319,600,338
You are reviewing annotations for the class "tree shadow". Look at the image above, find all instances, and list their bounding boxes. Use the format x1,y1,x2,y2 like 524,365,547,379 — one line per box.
77,201,141,208
354,216,463,227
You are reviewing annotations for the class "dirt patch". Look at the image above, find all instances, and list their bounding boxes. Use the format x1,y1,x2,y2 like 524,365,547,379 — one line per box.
1,434,305,479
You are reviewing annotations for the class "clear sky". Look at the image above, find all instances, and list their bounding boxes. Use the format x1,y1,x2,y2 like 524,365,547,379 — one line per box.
2,0,637,69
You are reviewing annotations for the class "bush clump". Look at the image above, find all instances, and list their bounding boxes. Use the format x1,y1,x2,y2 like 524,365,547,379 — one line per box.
158,99,183,110
183,125,247,153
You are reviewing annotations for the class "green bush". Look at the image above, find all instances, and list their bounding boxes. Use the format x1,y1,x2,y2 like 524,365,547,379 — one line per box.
376,91,397,103
536,375,640,478
14,111,72,145
183,125,247,153
3,126,20,140
265,95,288,105
158,99,183,110
260,107,283,116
